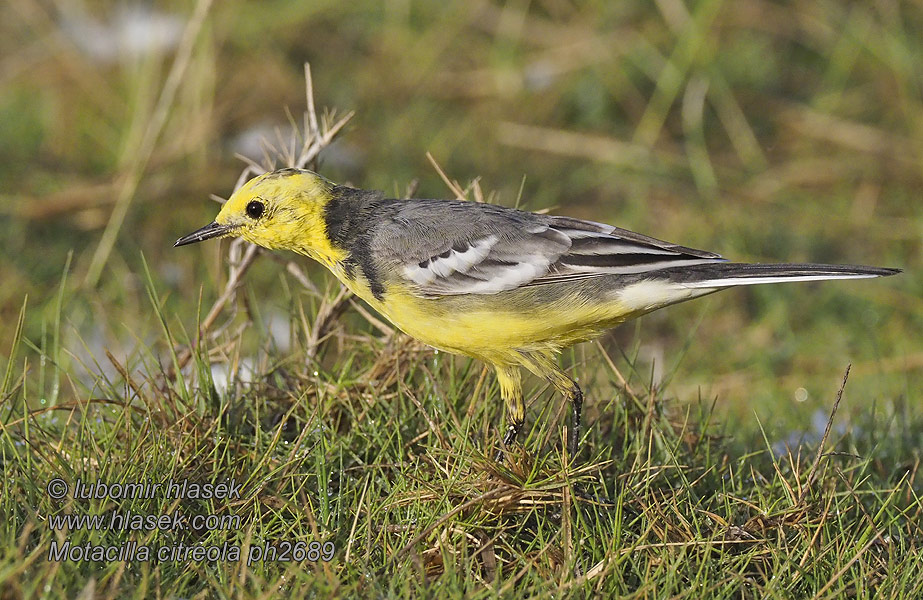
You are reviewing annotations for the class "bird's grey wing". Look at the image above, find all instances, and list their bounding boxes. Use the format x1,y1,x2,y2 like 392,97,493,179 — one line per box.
370,200,725,297
532,215,724,284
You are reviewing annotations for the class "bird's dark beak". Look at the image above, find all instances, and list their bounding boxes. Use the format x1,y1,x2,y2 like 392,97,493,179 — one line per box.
174,222,235,247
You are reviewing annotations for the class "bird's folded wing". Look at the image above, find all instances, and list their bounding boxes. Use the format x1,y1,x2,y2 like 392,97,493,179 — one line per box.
371,200,725,297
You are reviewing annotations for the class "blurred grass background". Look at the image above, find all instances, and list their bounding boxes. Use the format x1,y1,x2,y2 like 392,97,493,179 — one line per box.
2,0,919,422
1,0,922,596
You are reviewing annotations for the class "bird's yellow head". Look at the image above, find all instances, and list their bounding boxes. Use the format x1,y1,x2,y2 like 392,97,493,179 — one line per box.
175,168,346,265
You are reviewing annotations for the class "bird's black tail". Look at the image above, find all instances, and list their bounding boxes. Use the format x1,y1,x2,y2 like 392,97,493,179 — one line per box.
659,262,900,289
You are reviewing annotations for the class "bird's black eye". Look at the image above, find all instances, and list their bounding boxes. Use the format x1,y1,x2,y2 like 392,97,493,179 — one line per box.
246,200,264,219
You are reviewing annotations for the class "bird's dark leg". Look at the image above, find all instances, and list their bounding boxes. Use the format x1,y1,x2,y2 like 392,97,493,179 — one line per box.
519,353,614,505
518,352,587,459
565,381,584,458
494,366,524,462
548,374,583,458
495,420,524,462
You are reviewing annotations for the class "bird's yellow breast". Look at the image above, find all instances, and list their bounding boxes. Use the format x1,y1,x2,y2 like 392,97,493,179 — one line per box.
334,268,636,366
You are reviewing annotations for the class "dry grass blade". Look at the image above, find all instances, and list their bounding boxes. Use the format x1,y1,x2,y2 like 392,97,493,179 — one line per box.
401,383,450,451
170,63,357,381
2,398,141,429
811,533,882,600
798,364,850,505
85,0,215,287
426,152,467,200
305,287,353,359
390,487,519,564
171,242,259,374
497,122,654,168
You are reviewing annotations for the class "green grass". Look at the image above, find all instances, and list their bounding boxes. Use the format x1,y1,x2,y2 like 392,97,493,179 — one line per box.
2,268,922,598
1,0,921,597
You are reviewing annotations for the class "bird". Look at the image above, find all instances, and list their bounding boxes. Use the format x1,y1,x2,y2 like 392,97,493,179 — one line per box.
175,167,899,460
